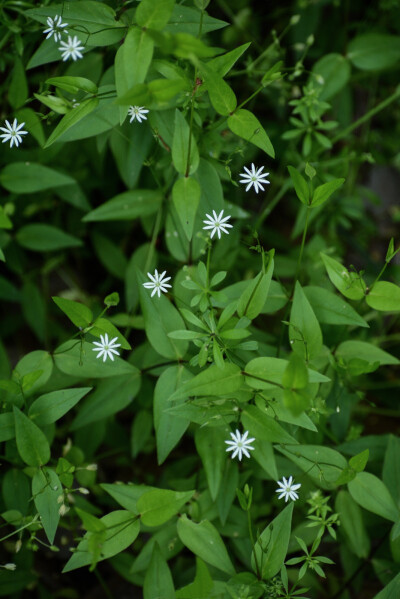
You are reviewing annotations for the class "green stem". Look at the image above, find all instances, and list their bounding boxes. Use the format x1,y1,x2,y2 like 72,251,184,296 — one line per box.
370,261,388,289
0,514,39,543
332,85,400,144
206,243,212,288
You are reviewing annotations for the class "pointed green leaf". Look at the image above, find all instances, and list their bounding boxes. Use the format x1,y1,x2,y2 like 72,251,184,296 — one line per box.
311,178,344,207
136,0,175,30
169,363,243,401
44,98,99,148
172,177,201,241
252,503,294,579
0,162,74,194
172,109,199,175
287,166,309,205
13,406,50,467
144,543,175,599
195,426,226,501
29,388,92,426
321,253,365,300
52,296,93,328
32,468,62,544
348,472,399,522
137,489,194,526
241,405,298,445
227,109,274,158
290,282,323,361
197,61,237,116
366,281,400,312
46,76,98,95
237,257,274,320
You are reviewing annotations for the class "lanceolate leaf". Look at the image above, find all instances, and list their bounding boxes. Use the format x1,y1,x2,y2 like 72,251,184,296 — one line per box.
44,98,99,148
252,503,294,579
32,468,62,544
13,406,50,467
228,109,274,158
168,363,243,401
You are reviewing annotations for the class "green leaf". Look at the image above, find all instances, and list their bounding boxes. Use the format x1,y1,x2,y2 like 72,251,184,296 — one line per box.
175,558,214,599
311,178,344,207
335,490,370,559
44,98,99,148
168,363,243,401
63,511,140,572
0,413,15,442
0,163,75,194
9,58,28,109
336,340,399,366
104,292,119,307
252,503,293,579
349,449,369,472
154,366,191,465
71,373,140,430
321,253,365,300
115,27,154,122
197,61,237,116
195,426,226,501
289,282,323,361
282,353,309,416
172,109,199,175
138,270,188,359
177,514,235,575
46,76,98,95
311,53,351,101
54,340,138,378
373,572,400,599
13,351,53,397
16,224,82,252
52,297,93,328
241,405,298,445
227,109,274,158
13,406,50,467
83,190,163,222
116,78,189,108
29,388,92,426
207,42,251,77
144,544,175,599
165,5,228,35
287,166,309,205
101,483,156,513
383,435,400,509
366,281,400,312
348,472,399,522
2,469,31,514
137,489,194,526
303,286,369,328
237,257,274,320
136,0,175,30
172,177,201,241
348,33,400,71
277,445,347,490
32,468,62,544
244,356,329,389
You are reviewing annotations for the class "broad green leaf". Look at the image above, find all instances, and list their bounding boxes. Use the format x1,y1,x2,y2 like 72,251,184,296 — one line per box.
336,340,399,366
26,1,124,47
32,468,62,544
16,224,82,252
92,231,128,280
27,37,69,69
175,558,213,598
138,270,188,359
195,426,226,501
287,166,309,205
207,42,251,77
170,33,220,59
228,109,274,158
252,439,278,480
321,253,365,300
13,406,50,467
22,281,45,342
144,544,175,599
290,282,323,361
348,472,399,522
54,340,138,378
46,76,98,95
90,317,131,351
101,483,156,513
172,177,201,241
154,366,191,465
2,469,31,514
303,286,369,327
83,190,163,222
168,363,243,401
137,489,194,526
16,106,46,147
177,515,235,575
136,0,175,30
244,356,329,389
165,5,228,35
383,435,400,509
71,373,141,430
172,109,199,175
0,163,74,193
261,398,317,432
282,353,309,415
349,449,369,472
217,460,239,525
116,78,189,108
34,93,69,114
110,122,153,189
131,522,183,574
29,388,92,426
278,445,347,490
52,297,93,328
237,257,274,320
348,33,400,71
9,58,28,109
241,405,298,445
252,503,293,579
373,572,400,599
335,491,370,559
366,281,400,312
311,53,351,101
13,351,53,396
63,511,140,572
197,61,237,116
311,178,344,207
0,413,15,442
115,27,154,122
44,98,99,147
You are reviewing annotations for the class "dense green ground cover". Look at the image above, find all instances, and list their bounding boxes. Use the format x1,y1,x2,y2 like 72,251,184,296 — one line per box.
0,0,400,597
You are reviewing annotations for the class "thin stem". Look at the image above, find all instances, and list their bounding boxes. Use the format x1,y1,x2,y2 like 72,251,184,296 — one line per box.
0,514,39,543
370,261,388,289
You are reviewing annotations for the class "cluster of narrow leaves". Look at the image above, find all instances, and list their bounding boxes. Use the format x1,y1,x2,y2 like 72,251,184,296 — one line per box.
0,0,400,598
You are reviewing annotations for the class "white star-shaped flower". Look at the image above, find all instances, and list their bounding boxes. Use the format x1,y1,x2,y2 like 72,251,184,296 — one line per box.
239,163,270,193
275,475,301,502
128,106,149,123
202,209,233,240
92,333,121,362
0,119,28,148
43,15,68,42
143,269,172,298
59,36,85,61
225,429,255,461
